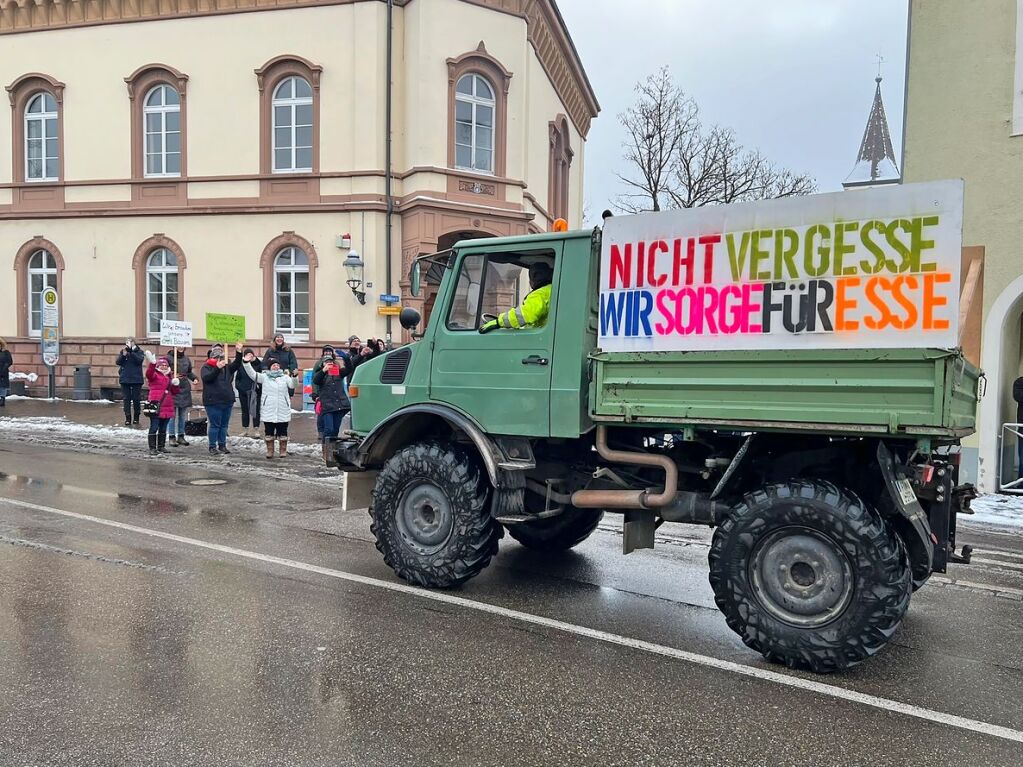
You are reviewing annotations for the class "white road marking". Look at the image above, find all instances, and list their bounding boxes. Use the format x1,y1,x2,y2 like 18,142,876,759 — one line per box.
3,496,1023,746
932,575,1023,598
971,557,1023,573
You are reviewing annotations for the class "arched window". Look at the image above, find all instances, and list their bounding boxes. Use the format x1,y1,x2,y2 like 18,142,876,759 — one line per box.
454,74,495,174
143,85,181,177
27,249,57,335
274,246,310,337
272,76,313,173
25,92,59,182
146,248,179,335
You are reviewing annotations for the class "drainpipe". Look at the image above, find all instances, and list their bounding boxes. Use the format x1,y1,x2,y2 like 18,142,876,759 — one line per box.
384,0,394,345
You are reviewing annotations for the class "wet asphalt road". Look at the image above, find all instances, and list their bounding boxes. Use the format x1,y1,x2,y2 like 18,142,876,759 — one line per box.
1,439,1023,766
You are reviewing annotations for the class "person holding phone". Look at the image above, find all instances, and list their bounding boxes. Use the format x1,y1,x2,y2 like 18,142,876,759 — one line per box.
116,338,145,425
201,341,242,456
312,346,351,462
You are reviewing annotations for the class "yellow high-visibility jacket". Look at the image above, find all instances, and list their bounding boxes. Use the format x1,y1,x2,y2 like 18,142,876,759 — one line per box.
496,284,552,329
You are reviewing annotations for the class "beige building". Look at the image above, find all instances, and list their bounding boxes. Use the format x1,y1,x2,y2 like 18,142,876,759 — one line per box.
0,0,598,391
904,0,1023,491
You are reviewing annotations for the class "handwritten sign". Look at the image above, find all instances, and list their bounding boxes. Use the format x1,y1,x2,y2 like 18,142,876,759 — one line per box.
599,180,964,352
160,319,193,348
205,313,246,343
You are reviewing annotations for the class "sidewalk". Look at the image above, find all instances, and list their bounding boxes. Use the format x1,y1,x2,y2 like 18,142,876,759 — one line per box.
0,396,335,484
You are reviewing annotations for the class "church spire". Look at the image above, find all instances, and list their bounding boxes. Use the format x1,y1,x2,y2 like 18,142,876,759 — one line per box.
843,73,900,188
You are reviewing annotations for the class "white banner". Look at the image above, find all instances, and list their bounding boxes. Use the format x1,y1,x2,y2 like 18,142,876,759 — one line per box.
160,319,193,348
599,180,964,352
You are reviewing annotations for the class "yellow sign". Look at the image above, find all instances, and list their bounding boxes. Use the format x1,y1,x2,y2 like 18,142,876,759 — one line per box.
377,306,403,316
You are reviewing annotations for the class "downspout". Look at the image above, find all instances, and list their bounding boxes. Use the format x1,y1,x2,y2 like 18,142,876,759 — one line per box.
385,0,394,345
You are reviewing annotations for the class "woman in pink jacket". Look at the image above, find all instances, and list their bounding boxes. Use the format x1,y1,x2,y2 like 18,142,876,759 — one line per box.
144,353,181,456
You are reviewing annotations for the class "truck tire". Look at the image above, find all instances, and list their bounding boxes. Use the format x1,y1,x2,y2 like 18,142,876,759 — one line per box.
370,440,502,588
708,480,911,673
507,509,604,552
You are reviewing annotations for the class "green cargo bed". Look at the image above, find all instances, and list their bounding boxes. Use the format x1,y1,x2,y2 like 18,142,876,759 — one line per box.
590,348,980,439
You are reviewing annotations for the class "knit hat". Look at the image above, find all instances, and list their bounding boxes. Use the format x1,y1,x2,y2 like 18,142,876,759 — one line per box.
156,356,170,368
209,344,224,359
322,346,336,359
348,335,361,344
243,347,255,357
266,357,282,369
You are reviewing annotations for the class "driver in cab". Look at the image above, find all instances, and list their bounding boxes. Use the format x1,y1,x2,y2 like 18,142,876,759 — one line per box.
478,262,553,333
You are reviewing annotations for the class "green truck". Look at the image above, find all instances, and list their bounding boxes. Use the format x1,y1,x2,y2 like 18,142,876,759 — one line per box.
334,187,980,673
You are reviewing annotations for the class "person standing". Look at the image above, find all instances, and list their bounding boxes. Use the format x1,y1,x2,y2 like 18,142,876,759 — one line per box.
1014,374,1023,478
201,342,242,456
116,339,145,425
241,355,296,459
168,346,197,447
263,333,299,374
311,343,341,441
312,346,351,462
143,353,180,456
236,346,263,438
0,338,12,407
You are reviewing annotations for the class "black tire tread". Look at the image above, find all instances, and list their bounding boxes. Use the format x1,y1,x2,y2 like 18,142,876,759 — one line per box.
369,440,502,588
708,479,911,673
507,508,605,552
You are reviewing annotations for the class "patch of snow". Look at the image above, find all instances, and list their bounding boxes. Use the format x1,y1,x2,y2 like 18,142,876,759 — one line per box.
965,494,1023,532
3,395,114,404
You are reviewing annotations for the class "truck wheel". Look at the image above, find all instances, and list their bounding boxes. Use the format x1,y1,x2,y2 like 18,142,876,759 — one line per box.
370,441,502,588
708,480,911,673
507,509,605,552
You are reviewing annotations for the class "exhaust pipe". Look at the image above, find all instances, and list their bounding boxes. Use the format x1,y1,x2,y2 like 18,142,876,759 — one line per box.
571,425,678,509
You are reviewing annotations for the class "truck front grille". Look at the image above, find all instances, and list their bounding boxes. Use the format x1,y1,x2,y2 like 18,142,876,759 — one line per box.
379,347,412,384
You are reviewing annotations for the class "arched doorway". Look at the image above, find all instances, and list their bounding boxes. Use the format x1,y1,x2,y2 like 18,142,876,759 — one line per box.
979,275,1023,492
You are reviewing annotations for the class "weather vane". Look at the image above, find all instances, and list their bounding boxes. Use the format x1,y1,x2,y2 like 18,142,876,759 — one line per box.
876,53,885,81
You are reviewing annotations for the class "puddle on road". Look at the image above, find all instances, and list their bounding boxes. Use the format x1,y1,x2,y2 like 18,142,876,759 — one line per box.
0,470,251,523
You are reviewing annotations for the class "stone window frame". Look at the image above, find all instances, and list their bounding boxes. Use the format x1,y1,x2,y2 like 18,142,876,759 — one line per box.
6,73,65,184
548,115,573,223
132,234,187,340
447,42,512,178
259,232,318,341
125,64,189,181
255,55,322,177
14,236,65,337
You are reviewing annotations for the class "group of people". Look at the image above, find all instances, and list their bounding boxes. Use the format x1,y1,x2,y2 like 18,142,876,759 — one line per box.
116,333,386,460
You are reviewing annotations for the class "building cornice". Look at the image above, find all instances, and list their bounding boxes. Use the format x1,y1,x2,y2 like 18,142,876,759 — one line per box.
0,0,599,136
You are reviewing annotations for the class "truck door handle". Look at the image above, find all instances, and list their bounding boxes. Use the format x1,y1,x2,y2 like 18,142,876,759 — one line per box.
522,355,549,366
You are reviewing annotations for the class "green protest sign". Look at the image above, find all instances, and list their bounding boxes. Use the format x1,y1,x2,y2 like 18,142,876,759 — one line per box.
205,313,246,343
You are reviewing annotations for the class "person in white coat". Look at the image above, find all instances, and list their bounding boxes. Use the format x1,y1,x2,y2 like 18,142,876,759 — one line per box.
242,356,297,459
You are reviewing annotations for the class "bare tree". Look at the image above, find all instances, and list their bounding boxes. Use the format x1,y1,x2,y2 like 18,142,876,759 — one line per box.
616,69,816,212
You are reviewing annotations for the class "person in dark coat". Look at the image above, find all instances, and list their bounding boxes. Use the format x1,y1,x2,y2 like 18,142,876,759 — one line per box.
168,347,197,447
312,346,351,462
1014,375,1023,478
263,334,299,374
201,342,242,456
116,338,146,425
0,337,12,407
236,346,263,438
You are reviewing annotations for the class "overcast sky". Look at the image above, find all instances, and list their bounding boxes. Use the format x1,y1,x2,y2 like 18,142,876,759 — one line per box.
557,0,909,223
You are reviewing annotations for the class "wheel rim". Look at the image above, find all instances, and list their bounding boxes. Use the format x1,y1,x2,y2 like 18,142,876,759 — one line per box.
395,480,455,555
749,526,855,628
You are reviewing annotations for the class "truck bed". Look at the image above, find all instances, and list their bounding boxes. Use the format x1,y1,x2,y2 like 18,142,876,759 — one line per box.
590,348,980,439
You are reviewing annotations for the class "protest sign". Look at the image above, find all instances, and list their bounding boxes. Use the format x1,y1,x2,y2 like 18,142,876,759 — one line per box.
205,313,246,344
599,180,963,352
160,320,193,348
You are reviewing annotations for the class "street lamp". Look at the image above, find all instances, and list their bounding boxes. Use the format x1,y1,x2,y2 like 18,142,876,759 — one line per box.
343,249,366,305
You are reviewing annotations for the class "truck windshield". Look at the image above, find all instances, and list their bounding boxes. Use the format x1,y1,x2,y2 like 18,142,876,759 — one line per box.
446,251,553,331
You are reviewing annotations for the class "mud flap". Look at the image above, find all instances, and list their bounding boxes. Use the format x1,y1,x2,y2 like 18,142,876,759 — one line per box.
877,442,934,585
343,470,379,511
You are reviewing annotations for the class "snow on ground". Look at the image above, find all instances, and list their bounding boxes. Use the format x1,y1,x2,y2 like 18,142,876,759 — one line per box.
967,494,1023,532
0,416,337,486
4,395,115,404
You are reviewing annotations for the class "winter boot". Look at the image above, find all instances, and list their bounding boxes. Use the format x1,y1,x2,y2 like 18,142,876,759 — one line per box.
168,435,178,447
0,397,6,406
148,434,158,456
265,438,275,459
157,433,168,453
278,438,288,458
177,435,189,446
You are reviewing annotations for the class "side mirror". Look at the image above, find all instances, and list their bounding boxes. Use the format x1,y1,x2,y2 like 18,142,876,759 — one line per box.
399,307,421,331
410,261,422,297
